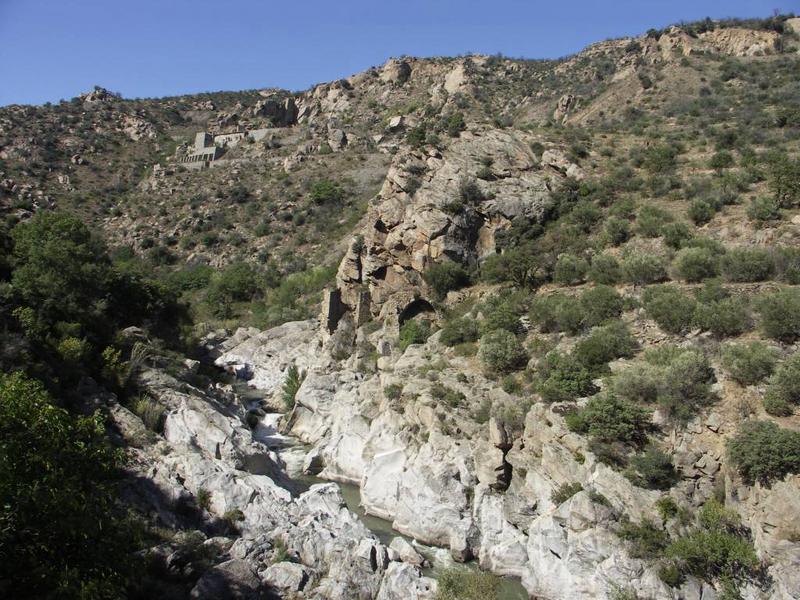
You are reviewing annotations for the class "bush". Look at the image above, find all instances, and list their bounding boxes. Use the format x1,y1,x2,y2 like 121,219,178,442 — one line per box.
625,446,677,490
384,384,403,400
424,262,470,300
399,319,432,351
440,317,480,347
480,246,540,287
530,294,583,334
435,568,500,600
573,321,637,373
553,254,588,285
637,205,673,237
612,364,662,404
0,373,132,598
604,217,631,247
666,499,759,594
430,383,466,407
643,285,697,334
657,349,716,423
551,482,583,505
281,364,306,409
132,396,166,432
537,352,597,403
708,150,735,170
621,253,667,285
205,262,260,318
619,519,670,559
687,199,716,225
482,297,525,335
478,329,528,374
566,393,652,447
746,196,781,225
763,353,800,415
755,288,800,341
727,420,800,485
673,247,719,282
309,179,344,204
580,285,624,327
588,254,622,285
721,342,778,386
720,248,775,282
692,297,750,338
661,222,693,250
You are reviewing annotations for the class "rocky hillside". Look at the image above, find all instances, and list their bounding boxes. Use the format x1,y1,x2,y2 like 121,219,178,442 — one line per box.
2,13,800,600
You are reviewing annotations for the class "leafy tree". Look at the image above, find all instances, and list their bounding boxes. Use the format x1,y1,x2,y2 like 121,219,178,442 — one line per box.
0,372,132,599
727,420,800,485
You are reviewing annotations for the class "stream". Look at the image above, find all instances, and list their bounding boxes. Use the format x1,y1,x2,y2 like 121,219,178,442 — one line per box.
238,384,529,599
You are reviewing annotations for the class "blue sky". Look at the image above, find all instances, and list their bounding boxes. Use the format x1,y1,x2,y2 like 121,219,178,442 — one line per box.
0,0,793,106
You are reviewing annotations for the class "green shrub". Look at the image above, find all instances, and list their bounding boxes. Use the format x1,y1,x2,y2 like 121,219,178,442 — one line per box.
661,222,693,250
637,205,673,238
708,150,735,170
399,319,432,351
604,217,631,246
537,352,597,403
721,342,778,386
720,248,775,282
132,396,166,432
551,482,583,505
774,247,800,284
573,321,637,373
692,297,750,338
612,364,662,404
643,285,697,334
478,329,528,374
553,254,588,285
727,420,800,485
625,447,677,490
666,499,759,594
430,383,466,407
445,112,466,137
480,246,540,288
530,294,582,335
621,253,667,285
384,384,403,400
440,317,480,347
281,364,306,409
655,496,680,522
309,179,344,204
763,353,800,415
588,254,622,285
435,568,500,600
424,262,470,300
618,519,670,559
687,199,716,225
205,262,261,318
566,393,652,447
755,288,800,341
657,349,716,423
580,285,624,327
673,247,719,282
482,299,525,335
746,196,781,225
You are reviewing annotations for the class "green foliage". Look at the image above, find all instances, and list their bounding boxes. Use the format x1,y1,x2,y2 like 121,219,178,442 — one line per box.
132,396,166,432
530,293,582,335
687,199,716,225
281,364,306,410
478,329,528,374
755,288,800,341
384,384,403,400
692,296,750,338
708,150,735,171
205,262,260,318
440,317,480,347
619,519,670,559
653,348,716,423
641,144,679,174
480,245,540,288
767,154,800,208
727,420,800,485
673,247,720,282
537,351,597,403
580,285,624,327
553,253,588,285
621,253,667,285
166,263,214,291
399,319,432,351
566,393,652,447
625,446,677,490
763,353,800,416
746,196,782,225
604,217,631,246
661,222,693,250
551,482,583,505
430,383,466,407
572,321,637,373
435,568,500,600
656,496,680,522
481,297,525,335
588,254,622,285
445,112,466,137
612,363,662,405
636,205,673,237
309,179,345,204
721,342,778,386
720,248,775,282
0,372,132,599
666,499,759,594
424,262,470,300
643,285,697,334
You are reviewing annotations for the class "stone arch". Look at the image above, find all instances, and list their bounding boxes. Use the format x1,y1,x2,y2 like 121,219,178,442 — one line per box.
398,297,435,325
